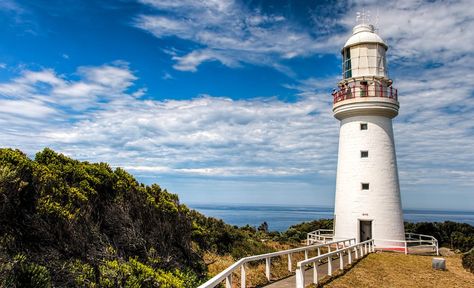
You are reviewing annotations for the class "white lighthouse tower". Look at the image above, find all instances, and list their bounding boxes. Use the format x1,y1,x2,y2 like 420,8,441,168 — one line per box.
332,21,405,249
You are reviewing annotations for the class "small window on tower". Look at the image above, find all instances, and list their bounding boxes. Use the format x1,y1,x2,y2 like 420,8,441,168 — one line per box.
360,123,368,130
362,183,370,190
361,151,369,158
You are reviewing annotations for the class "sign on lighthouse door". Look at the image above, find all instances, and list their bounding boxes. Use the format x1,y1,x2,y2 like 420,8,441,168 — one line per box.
359,220,372,242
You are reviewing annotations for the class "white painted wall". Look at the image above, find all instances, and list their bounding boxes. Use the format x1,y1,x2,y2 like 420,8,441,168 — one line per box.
333,115,405,247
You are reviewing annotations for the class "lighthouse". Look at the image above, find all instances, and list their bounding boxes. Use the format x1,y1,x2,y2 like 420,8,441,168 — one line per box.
332,22,405,249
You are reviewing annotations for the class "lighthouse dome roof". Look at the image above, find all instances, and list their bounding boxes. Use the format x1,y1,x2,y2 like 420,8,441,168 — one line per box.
343,23,387,50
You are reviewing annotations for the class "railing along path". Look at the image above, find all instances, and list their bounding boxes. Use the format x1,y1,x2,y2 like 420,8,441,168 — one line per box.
307,229,333,245
296,239,375,287
198,238,355,288
307,229,438,255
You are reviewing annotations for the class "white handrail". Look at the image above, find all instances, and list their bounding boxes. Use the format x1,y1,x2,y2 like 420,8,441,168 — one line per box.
374,235,438,255
306,230,438,255
307,229,334,245
405,232,439,255
296,239,375,287
198,238,355,288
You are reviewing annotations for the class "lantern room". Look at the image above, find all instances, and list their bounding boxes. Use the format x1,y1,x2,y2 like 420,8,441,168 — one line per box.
342,23,388,79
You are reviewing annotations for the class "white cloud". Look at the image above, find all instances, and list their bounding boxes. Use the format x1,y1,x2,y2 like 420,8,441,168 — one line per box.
0,62,140,114
135,0,332,72
37,93,338,178
0,99,56,118
171,49,240,72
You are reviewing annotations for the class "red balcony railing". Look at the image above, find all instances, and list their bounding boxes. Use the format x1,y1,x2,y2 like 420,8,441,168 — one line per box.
333,84,398,104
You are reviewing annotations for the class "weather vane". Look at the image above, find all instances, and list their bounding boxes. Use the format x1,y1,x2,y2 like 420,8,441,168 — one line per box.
356,9,371,24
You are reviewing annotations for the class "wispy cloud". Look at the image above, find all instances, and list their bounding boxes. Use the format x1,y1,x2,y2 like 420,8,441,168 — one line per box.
40,92,338,178
0,62,138,115
134,0,336,73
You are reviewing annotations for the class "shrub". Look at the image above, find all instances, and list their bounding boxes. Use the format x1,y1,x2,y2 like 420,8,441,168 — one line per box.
462,248,474,274
3,254,51,288
98,257,190,288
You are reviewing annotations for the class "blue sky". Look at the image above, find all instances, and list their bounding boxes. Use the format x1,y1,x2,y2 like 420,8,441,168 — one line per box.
0,0,473,210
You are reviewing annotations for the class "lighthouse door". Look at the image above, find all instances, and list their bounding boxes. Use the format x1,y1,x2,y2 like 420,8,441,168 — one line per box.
359,220,372,242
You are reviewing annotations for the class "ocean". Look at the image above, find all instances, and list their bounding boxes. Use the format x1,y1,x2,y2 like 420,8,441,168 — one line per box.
188,204,474,232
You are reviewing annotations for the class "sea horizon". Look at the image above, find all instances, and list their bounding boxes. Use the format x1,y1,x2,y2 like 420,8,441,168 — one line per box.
188,203,474,232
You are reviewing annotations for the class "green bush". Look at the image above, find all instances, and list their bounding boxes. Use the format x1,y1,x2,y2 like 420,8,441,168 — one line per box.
188,209,274,259
3,254,51,288
462,248,474,274
67,260,96,287
98,257,198,288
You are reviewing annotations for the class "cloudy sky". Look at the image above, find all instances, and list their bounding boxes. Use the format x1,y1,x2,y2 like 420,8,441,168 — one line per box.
0,0,473,210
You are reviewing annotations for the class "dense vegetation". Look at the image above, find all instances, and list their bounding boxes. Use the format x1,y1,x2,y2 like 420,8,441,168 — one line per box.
0,148,270,287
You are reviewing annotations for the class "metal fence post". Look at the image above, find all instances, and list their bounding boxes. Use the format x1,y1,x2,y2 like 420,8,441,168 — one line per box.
339,252,344,269
288,254,292,272
225,274,232,288
313,262,318,285
328,256,333,276
296,267,304,288
241,264,246,288
265,258,271,281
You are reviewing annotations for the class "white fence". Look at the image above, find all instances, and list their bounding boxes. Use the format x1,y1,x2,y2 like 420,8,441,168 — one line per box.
406,232,439,255
307,229,334,245
306,230,438,255
296,239,375,287
197,238,355,288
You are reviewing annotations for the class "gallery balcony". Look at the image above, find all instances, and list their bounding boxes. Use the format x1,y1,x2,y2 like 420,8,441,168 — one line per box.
333,84,398,104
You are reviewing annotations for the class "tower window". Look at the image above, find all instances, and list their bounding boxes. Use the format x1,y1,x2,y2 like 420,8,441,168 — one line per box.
362,183,370,190
360,123,368,130
361,151,369,158
343,48,352,78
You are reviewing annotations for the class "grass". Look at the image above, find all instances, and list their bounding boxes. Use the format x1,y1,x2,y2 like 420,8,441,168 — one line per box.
322,252,474,288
